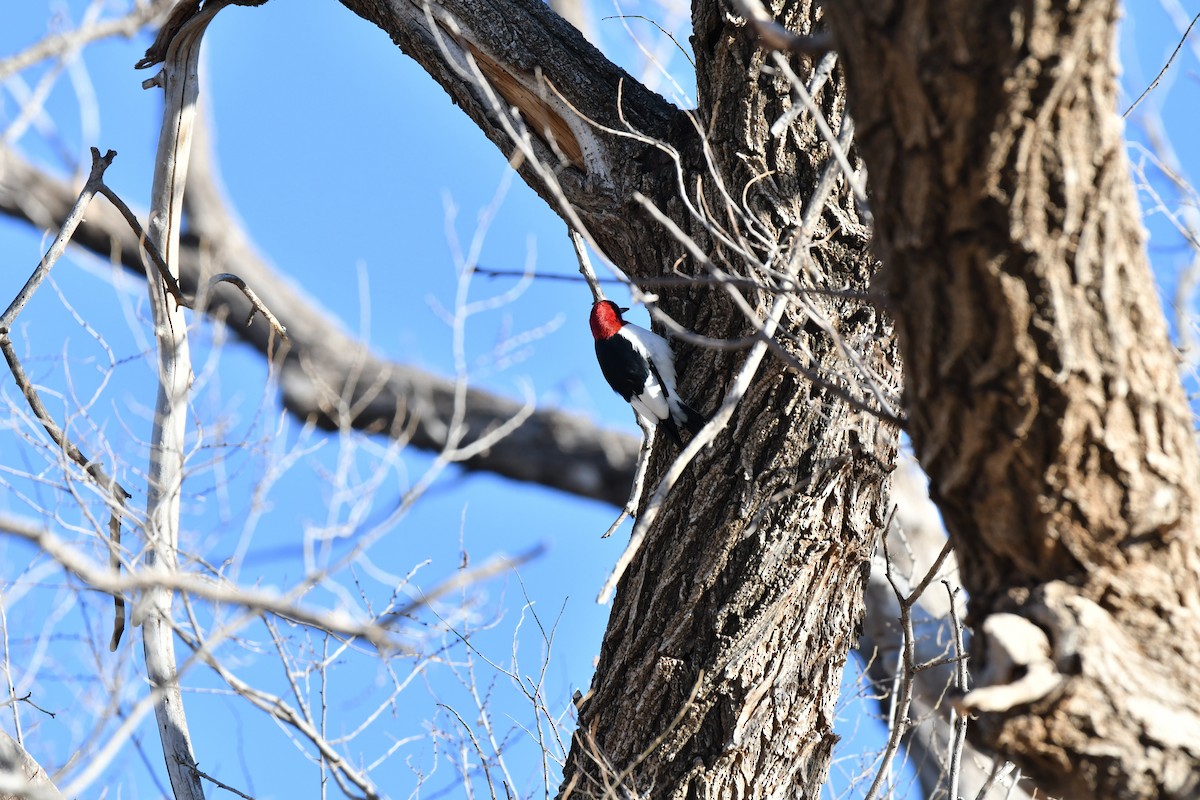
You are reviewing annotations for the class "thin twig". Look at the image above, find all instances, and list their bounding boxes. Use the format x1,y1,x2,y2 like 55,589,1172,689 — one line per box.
178,757,256,799
0,335,131,650
1124,10,1200,118
570,228,605,303
0,148,114,330
95,183,288,338
772,53,869,216
475,266,872,300
946,580,970,800
599,15,696,70
175,627,382,799
860,538,958,800
0,619,22,745
909,540,954,600
94,183,186,306
206,273,288,339
0,144,279,334
0,511,546,653
17,693,55,719
861,536,917,800
383,545,545,622
477,266,619,284
727,0,833,55
602,419,655,538
0,0,173,84
972,757,1016,800
439,704,501,800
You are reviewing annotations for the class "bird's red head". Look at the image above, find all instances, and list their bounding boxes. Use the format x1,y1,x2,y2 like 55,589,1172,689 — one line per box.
589,300,628,340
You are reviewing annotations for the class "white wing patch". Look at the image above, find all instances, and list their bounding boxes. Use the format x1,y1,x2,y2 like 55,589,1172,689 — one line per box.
619,323,679,425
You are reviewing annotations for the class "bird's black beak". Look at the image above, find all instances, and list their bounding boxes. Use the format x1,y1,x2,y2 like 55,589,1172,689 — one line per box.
619,306,629,313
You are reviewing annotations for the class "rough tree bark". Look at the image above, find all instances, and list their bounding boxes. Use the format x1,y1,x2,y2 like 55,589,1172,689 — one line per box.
339,0,898,796
829,1,1200,797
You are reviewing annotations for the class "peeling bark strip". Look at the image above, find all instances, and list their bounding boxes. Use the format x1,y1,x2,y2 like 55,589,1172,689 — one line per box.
455,37,585,169
829,1,1200,797
340,0,678,272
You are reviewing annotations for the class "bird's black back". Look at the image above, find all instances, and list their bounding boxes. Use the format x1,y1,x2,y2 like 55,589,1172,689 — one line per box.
595,336,648,402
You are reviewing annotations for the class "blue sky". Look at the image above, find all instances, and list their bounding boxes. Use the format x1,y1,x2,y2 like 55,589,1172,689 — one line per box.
1,2,1197,798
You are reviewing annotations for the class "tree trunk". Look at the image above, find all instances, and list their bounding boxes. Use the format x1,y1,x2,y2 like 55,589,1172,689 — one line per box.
556,3,901,796
339,0,899,795
828,2,1200,797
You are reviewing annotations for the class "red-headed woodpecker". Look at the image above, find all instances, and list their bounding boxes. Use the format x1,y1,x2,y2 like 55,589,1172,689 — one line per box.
589,299,707,446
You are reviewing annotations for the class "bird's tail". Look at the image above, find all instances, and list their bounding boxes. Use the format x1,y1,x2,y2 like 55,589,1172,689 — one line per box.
659,417,685,448
678,401,707,436
659,401,708,447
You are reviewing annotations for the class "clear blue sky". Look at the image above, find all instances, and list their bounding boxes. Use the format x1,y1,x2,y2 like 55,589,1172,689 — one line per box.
1,2,1197,798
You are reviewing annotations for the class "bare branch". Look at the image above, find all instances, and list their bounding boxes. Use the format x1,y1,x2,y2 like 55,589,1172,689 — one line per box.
177,760,254,800
0,0,175,85
0,729,65,800
133,1,245,795
92,181,186,306
0,143,638,505
0,511,542,653
601,420,655,539
0,148,114,331
860,463,1036,800
726,0,833,55
0,146,146,650
571,228,606,303
0,336,131,649
335,0,686,276
205,273,287,340
860,536,951,800
1123,10,1200,117
945,580,970,800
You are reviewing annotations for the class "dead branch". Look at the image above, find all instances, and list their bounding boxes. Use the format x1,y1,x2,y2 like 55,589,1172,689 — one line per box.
134,1,239,796
0,147,133,650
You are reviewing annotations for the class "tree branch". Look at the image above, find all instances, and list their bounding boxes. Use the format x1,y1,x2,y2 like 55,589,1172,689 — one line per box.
134,1,226,796
861,461,1033,799
336,0,690,274
0,143,639,505
0,729,64,800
